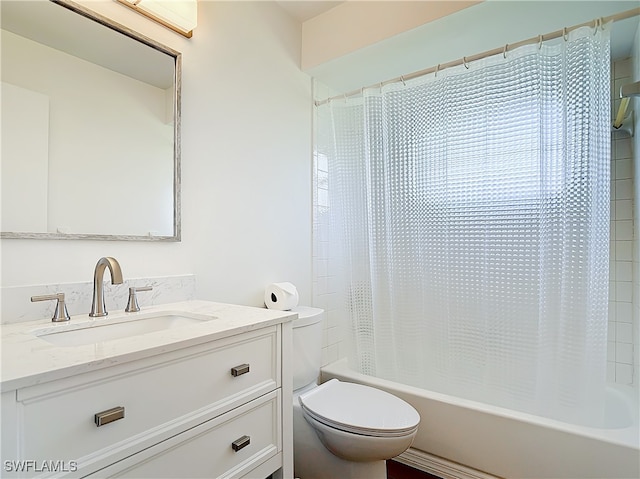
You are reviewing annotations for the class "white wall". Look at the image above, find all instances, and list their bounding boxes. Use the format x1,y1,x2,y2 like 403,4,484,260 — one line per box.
0,1,313,309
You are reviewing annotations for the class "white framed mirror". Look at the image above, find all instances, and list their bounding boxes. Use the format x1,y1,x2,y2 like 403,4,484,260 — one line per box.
0,0,181,241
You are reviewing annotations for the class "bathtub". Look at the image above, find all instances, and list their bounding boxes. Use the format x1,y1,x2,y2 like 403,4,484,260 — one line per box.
321,359,640,479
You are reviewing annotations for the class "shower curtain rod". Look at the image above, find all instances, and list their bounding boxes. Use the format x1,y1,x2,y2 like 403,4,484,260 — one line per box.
314,7,640,107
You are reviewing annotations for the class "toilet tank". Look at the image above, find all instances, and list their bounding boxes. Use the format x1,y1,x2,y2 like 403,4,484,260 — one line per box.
291,306,324,390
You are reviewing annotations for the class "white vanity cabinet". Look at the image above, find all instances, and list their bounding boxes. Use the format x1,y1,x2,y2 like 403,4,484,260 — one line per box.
2,320,293,479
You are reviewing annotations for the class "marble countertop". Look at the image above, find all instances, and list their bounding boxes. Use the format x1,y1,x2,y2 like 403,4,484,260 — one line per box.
1,300,296,392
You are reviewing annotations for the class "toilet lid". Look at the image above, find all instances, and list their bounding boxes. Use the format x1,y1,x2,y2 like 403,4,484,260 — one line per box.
298,379,420,437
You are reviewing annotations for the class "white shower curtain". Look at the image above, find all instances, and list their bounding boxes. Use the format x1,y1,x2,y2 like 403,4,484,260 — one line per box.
316,24,611,425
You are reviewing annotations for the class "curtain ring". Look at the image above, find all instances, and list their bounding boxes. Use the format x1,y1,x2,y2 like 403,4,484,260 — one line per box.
435,64,440,77
563,27,568,41
538,35,543,50
463,57,469,69
400,75,406,86
593,17,604,34
503,44,508,59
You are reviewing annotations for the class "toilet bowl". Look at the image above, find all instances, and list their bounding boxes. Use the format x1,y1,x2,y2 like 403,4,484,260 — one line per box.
291,307,420,479
299,379,419,462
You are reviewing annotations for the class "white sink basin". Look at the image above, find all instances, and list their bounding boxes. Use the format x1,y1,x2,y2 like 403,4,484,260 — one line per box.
32,311,215,347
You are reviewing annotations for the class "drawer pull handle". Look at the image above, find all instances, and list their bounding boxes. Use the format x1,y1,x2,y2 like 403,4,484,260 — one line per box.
232,435,250,452
230,364,250,377
94,406,125,427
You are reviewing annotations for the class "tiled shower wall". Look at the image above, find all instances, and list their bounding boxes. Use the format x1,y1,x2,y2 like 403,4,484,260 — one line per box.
313,149,343,368
312,80,346,368
609,57,637,385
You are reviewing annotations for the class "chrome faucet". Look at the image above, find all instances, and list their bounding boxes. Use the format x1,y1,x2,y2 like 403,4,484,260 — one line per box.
90,257,123,317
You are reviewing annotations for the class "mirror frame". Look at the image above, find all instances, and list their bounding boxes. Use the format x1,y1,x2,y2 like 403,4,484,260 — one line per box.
1,0,181,242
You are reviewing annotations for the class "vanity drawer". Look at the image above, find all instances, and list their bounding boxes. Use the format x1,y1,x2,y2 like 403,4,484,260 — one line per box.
93,390,281,478
17,327,279,465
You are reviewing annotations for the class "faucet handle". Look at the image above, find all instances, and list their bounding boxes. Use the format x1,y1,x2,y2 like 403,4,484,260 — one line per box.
31,293,71,322
125,286,153,313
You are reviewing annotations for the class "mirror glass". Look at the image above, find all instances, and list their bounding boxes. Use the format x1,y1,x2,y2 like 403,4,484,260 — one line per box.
0,0,181,241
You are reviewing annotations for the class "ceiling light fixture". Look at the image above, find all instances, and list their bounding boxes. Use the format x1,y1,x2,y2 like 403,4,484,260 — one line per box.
117,0,197,38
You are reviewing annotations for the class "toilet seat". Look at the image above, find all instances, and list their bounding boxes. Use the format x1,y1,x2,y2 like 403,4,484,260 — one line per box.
298,379,420,438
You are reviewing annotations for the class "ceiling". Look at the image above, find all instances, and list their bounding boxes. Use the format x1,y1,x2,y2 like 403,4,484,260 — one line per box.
276,1,344,22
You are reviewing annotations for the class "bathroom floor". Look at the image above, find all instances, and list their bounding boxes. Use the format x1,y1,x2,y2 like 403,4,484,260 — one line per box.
387,460,443,479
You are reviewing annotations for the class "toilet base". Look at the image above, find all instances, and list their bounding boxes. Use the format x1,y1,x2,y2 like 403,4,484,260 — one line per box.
295,455,386,479
293,395,387,479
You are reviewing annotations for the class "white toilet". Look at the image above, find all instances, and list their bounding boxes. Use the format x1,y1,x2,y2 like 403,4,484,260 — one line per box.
292,307,420,479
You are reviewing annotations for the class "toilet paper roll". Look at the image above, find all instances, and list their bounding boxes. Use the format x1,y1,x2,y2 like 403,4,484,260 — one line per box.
264,282,299,311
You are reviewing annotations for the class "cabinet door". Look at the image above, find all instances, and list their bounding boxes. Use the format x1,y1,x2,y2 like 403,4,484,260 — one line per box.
1,391,17,465
91,391,281,479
